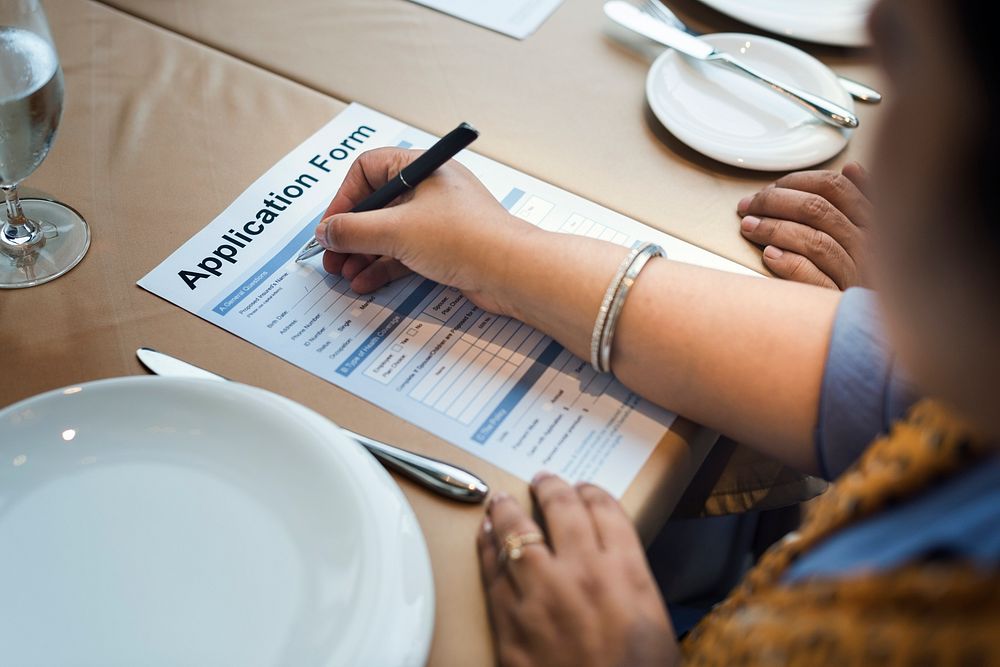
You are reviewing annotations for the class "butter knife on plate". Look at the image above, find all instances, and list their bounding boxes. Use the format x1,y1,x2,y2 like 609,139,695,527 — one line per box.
136,347,489,503
604,0,859,129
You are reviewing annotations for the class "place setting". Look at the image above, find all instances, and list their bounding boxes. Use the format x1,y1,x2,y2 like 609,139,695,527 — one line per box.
0,361,446,665
605,0,881,171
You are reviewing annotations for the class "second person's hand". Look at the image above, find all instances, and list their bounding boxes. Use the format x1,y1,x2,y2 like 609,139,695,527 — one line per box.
315,147,538,315
737,162,874,290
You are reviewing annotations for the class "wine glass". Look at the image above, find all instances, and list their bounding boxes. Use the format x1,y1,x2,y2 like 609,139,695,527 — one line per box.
0,0,89,289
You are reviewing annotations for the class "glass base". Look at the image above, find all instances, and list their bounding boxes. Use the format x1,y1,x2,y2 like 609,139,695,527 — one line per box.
0,198,90,289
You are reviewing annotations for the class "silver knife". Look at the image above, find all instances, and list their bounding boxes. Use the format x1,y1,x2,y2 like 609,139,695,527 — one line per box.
604,1,860,129
638,0,882,104
136,347,489,503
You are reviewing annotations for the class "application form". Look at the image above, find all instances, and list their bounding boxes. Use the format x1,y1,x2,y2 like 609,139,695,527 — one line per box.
139,103,757,497
407,0,563,39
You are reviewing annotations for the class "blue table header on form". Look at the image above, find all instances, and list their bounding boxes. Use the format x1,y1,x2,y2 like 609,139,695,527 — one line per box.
500,188,524,210
472,339,564,444
336,279,439,377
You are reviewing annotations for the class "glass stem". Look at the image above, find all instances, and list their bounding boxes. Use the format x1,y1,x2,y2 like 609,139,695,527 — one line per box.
1,184,44,258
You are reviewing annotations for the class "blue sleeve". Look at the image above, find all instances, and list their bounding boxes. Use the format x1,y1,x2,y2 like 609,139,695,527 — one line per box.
814,288,920,480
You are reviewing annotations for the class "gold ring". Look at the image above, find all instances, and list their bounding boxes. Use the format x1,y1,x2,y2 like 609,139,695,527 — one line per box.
499,531,546,565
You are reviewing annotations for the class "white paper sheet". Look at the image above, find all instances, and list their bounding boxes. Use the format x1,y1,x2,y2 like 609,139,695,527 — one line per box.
408,0,563,39
139,103,757,497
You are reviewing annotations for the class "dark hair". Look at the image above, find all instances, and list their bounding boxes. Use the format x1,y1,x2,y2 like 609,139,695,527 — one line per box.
953,1,999,255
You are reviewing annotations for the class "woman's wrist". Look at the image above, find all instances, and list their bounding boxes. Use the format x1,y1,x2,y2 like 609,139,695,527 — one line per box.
476,215,548,320
486,223,632,360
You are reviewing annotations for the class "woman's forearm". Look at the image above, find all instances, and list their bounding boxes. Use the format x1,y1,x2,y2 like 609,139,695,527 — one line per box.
315,151,838,474
498,229,840,476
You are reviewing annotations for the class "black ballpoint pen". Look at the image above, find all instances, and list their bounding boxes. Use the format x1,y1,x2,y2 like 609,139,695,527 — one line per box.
295,122,479,262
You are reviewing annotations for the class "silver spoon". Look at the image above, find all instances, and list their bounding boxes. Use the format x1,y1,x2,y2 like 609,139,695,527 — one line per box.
639,0,882,103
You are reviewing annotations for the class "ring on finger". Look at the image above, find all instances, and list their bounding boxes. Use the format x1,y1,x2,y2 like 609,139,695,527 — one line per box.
498,531,546,565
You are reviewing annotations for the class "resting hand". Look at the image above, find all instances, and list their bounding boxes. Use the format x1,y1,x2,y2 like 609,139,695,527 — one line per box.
737,162,873,289
315,147,535,314
478,474,678,667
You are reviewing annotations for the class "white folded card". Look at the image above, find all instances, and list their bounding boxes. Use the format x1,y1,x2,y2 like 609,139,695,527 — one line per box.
408,0,564,39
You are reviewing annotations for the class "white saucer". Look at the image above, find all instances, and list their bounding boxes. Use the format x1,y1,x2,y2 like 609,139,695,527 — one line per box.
697,0,875,48
646,32,854,171
0,377,434,666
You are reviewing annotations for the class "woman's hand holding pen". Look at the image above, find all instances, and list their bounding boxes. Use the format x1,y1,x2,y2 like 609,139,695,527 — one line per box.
314,147,540,315
314,147,631,366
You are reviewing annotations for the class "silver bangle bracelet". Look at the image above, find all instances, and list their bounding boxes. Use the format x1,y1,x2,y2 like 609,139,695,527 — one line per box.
598,243,663,375
591,246,642,373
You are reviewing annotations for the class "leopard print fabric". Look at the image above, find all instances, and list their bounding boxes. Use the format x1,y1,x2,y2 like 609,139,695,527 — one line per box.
681,400,1000,665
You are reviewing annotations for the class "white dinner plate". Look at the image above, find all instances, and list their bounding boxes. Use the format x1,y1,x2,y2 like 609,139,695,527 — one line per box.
0,377,434,666
646,32,854,171
697,0,875,47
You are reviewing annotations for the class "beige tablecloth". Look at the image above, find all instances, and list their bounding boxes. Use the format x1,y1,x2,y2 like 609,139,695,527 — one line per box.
99,0,887,272
90,0,885,520
95,0,884,514
1,2,745,664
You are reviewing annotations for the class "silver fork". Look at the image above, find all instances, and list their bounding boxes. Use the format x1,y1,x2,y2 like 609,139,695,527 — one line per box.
638,0,882,103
